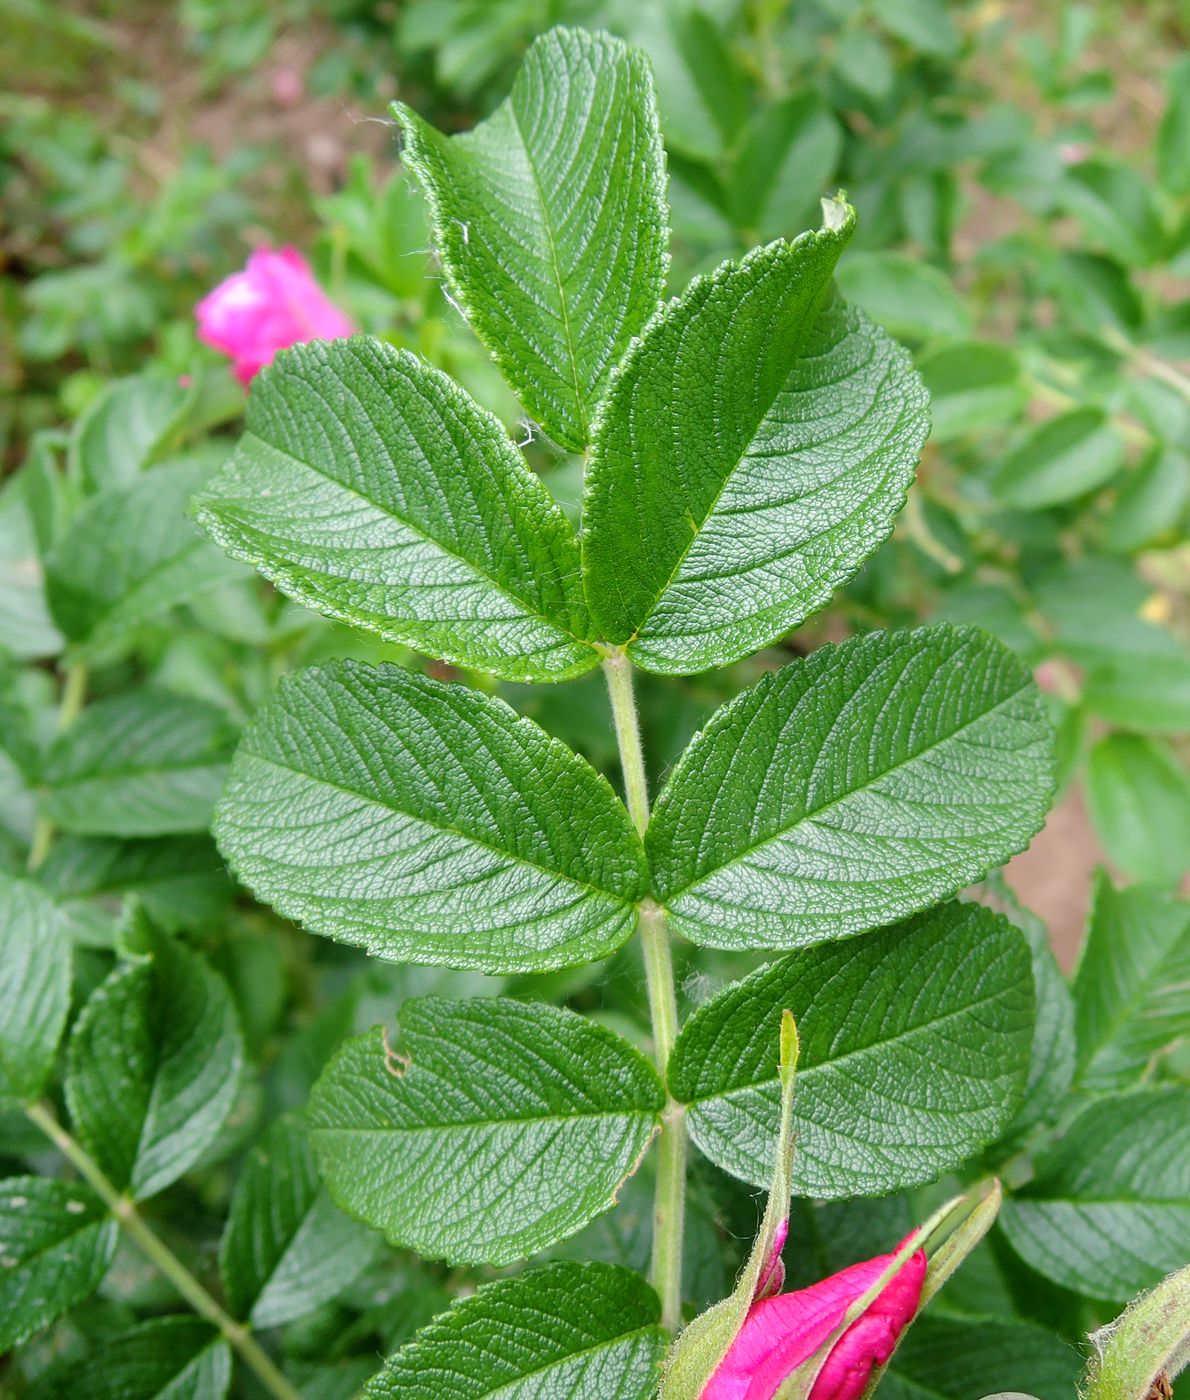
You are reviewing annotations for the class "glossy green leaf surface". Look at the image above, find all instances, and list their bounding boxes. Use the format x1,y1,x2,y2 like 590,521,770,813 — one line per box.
220,1114,377,1327
214,661,647,972
583,218,930,673
648,625,1053,950
395,27,668,451
364,1262,665,1398
45,459,242,650
65,933,244,1199
68,373,189,492
0,1177,117,1351
668,902,1033,1195
0,875,71,1105
1000,1088,1190,1300
309,997,663,1265
29,1317,231,1400
1072,877,1190,1092
39,691,236,837
192,339,597,681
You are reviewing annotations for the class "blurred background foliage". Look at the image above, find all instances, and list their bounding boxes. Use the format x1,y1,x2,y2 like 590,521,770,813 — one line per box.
0,1,1187,1393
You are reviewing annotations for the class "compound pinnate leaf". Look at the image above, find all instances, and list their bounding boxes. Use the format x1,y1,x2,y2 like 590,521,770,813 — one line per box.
0,874,71,1105
648,625,1053,950
65,932,244,1199
0,1177,117,1351
45,458,242,650
308,997,663,1266
668,902,1034,1195
1072,876,1190,1093
219,1114,377,1328
39,691,236,837
582,214,930,674
999,1088,1190,1301
365,1261,665,1399
29,1317,231,1400
395,27,668,451
193,339,597,682
215,661,647,973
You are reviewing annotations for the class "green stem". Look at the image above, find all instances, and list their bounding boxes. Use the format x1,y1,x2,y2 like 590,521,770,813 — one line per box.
602,652,688,1334
28,660,89,873
23,1101,302,1400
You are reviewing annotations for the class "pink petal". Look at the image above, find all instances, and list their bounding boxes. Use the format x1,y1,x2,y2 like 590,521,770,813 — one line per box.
194,246,353,384
702,1240,926,1400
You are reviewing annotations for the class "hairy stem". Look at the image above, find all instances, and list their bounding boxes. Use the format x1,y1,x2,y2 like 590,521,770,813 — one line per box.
602,652,688,1334
27,660,88,873
23,1101,302,1400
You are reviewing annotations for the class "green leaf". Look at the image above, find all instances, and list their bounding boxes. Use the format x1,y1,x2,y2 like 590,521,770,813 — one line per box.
1105,448,1190,554
220,1114,377,1327
1157,56,1190,196
1082,652,1190,735
364,1261,665,1398
309,997,662,1266
68,372,189,492
917,341,1025,442
1086,735,1190,887
0,874,71,1105
45,458,242,651
65,931,244,1198
214,661,647,973
583,216,930,673
0,470,64,661
999,1088,1190,1301
0,1177,117,1351
648,625,1053,950
39,691,236,838
668,902,1033,1195
730,95,843,242
1059,160,1166,267
1084,1263,1190,1400
976,877,1075,1141
394,27,668,451
836,252,971,342
876,1314,1081,1400
991,408,1125,509
875,0,961,56
29,1316,231,1400
1072,876,1190,1093
37,835,234,933
625,6,746,162
192,339,597,682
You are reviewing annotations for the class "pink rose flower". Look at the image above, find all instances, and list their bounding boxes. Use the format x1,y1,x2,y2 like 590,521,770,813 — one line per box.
195,247,353,385
702,1228,927,1400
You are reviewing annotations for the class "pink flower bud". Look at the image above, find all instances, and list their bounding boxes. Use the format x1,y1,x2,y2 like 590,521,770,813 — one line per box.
702,1234,926,1400
195,247,354,385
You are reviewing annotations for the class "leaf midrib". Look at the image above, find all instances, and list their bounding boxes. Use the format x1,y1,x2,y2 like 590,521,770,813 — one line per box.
628,247,839,640
665,674,1034,900
507,87,588,443
203,433,593,655
315,1105,654,1134
236,748,637,911
390,1326,657,1398
679,979,1020,1108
